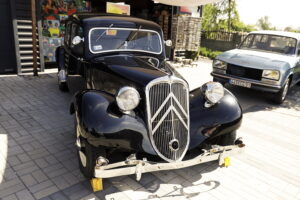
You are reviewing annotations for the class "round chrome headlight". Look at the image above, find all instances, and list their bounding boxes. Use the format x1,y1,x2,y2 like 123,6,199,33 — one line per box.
116,87,140,112
203,82,224,104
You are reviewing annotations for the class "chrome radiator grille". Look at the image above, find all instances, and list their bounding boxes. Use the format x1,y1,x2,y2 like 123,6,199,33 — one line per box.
146,76,189,162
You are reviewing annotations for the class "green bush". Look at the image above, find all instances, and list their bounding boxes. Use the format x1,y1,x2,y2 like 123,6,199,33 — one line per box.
199,47,222,59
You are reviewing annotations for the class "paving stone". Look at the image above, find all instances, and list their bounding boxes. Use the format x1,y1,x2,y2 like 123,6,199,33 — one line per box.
20,174,38,187
79,194,100,200
13,161,39,176
62,172,80,185
16,189,35,200
3,167,18,181
49,191,69,200
1,194,18,200
52,175,71,190
62,182,91,200
0,178,25,198
33,185,59,200
31,169,48,183
138,173,159,187
17,153,31,163
21,144,35,152
94,185,120,200
29,180,54,194
35,158,49,168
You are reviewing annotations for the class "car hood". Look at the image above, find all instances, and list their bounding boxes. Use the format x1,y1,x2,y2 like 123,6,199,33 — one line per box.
92,55,173,87
217,49,298,70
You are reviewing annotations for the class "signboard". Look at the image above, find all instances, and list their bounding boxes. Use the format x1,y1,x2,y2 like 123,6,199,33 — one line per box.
40,0,91,62
153,0,222,6
106,2,130,15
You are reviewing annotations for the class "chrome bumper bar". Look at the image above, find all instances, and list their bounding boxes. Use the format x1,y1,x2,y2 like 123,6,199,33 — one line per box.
212,72,281,89
94,144,245,181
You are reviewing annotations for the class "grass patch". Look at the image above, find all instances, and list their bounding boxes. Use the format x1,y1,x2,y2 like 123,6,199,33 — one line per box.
199,47,222,59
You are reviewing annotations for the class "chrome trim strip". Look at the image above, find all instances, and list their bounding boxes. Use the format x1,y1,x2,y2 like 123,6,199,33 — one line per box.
150,93,188,123
212,73,281,88
152,105,188,134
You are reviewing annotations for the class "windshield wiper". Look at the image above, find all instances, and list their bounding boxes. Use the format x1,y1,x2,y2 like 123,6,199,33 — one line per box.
117,25,142,49
96,24,114,42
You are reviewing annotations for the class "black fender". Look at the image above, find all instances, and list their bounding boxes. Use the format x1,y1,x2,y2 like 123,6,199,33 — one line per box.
71,90,156,155
188,88,242,149
55,46,65,70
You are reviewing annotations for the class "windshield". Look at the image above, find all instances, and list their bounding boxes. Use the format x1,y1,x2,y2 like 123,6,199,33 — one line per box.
89,28,162,54
239,34,297,55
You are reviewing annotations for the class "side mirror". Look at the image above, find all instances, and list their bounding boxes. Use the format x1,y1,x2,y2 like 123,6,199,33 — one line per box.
71,36,84,56
72,36,84,46
165,40,172,47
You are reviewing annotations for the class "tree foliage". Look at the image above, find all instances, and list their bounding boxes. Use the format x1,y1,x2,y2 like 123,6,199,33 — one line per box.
284,26,300,33
256,16,276,30
202,0,255,32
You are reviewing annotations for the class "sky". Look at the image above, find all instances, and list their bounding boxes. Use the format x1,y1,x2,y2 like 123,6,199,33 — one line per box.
236,0,300,30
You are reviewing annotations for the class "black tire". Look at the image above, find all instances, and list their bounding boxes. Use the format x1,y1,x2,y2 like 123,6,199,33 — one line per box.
218,131,236,146
273,79,290,104
297,81,300,86
59,82,69,92
76,122,105,178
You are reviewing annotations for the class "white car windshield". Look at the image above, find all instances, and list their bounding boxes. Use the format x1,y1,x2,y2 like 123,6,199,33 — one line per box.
89,28,162,54
240,34,297,55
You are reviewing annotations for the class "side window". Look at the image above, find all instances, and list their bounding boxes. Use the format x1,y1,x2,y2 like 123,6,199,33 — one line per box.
70,23,78,48
70,24,83,48
64,22,72,46
297,42,300,57
240,34,253,48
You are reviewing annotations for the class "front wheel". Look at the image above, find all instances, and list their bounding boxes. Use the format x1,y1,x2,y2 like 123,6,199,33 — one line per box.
273,79,290,104
76,122,106,178
218,131,236,146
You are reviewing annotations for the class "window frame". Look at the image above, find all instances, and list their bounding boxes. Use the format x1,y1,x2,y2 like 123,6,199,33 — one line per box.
88,27,163,55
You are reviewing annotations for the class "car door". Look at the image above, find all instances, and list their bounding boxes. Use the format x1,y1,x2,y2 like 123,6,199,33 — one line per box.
67,22,86,92
64,21,71,74
294,42,300,84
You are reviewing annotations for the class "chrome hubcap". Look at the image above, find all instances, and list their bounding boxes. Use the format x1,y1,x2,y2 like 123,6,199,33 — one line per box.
58,69,67,83
79,151,87,167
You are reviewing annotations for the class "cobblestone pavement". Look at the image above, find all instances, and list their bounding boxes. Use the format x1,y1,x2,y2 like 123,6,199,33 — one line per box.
0,66,300,200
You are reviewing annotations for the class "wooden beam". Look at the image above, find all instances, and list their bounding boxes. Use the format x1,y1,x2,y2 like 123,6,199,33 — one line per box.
31,0,38,76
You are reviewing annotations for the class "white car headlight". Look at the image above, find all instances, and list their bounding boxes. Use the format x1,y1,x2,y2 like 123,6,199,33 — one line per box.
203,82,225,105
116,87,140,112
262,70,280,80
213,60,227,70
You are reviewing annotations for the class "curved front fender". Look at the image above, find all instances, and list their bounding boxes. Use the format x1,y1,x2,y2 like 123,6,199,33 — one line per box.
189,88,242,149
72,90,156,155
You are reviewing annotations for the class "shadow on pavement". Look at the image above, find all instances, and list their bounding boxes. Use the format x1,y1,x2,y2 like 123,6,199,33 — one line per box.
225,84,300,114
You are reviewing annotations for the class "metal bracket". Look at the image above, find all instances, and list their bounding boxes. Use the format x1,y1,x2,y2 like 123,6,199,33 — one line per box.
135,162,143,181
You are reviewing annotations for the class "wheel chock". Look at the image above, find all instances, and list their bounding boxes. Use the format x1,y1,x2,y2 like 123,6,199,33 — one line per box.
90,178,103,192
223,157,231,167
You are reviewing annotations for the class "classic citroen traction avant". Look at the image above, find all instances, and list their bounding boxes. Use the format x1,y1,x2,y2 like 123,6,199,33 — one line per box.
56,13,245,180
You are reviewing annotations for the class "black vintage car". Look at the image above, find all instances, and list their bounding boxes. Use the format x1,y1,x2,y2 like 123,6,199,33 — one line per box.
56,13,245,180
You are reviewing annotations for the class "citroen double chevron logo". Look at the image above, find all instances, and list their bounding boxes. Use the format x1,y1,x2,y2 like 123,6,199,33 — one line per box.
151,92,188,135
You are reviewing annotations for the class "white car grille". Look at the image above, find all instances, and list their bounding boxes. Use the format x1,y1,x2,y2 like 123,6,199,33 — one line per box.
145,76,190,162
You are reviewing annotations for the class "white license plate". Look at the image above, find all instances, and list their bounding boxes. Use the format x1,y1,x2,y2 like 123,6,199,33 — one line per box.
229,79,251,88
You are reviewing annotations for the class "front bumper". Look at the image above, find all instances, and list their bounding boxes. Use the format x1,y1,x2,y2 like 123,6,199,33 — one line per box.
94,143,245,180
212,73,281,93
